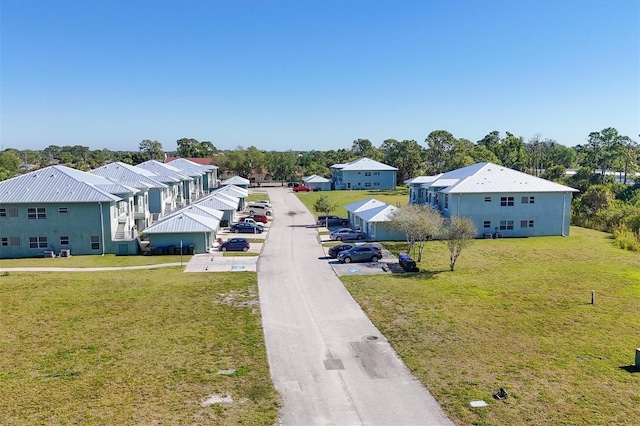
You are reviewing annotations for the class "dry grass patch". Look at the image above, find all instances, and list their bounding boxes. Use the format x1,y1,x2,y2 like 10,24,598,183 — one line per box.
344,227,640,425
0,269,279,425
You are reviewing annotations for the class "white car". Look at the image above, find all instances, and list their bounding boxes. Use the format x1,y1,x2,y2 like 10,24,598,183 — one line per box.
246,203,273,216
252,200,272,208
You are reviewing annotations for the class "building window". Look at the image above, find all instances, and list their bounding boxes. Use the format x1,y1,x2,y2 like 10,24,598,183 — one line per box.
9,208,18,217
91,236,100,250
521,196,535,204
27,207,47,219
529,220,534,227
1,238,7,246
520,220,535,228
529,196,535,204
483,221,491,228
373,171,380,176
29,236,48,248
499,220,514,230
60,236,69,245
0,209,5,217
10,237,20,246
444,194,449,209
484,197,491,203
364,171,371,176
59,207,68,214
500,197,514,207
365,182,371,187
374,182,380,186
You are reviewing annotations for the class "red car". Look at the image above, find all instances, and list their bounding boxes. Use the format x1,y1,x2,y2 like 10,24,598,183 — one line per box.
240,214,268,224
293,185,312,192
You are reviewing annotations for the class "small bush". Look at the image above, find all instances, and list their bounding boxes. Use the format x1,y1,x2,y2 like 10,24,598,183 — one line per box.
613,224,640,251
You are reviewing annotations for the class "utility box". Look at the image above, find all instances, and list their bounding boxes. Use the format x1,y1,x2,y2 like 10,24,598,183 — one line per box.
43,250,55,258
60,249,71,257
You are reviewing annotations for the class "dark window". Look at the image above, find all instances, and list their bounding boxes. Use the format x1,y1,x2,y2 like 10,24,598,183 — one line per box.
444,194,449,209
29,236,48,248
60,236,69,245
1,238,7,246
483,221,491,228
500,197,514,207
364,171,371,176
27,207,47,219
91,236,100,250
59,207,68,214
499,220,514,230
0,209,6,217
484,197,491,202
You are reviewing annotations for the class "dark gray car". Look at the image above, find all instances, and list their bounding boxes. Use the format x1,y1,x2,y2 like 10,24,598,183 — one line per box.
317,215,349,226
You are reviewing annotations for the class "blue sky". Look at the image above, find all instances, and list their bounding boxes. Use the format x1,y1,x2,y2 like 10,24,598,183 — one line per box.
1,0,638,152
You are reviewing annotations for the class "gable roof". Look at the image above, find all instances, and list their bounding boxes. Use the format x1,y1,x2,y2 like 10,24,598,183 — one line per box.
142,212,219,234
404,174,443,185
304,174,330,183
355,203,399,222
165,158,210,177
0,165,124,203
344,198,388,213
194,194,237,211
332,157,398,171
211,184,248,198
430,162,578,194
136,160,193,183
162,204,224,222
165,157,218,169
222,176,250,186
90,162,168,189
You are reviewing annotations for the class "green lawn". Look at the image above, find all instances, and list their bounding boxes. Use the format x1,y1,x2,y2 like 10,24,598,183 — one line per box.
0,269,279,425
0,254,191,268
295,188,409,218
343,227,640,425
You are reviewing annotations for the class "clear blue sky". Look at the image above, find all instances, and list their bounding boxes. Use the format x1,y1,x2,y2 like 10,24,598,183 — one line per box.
1,0,638,152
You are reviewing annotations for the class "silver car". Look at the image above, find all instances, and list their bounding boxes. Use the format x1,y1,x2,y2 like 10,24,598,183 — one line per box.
329,228,366,241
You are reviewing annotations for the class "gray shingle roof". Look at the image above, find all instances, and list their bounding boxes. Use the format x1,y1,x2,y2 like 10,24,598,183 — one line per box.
0,165,123,203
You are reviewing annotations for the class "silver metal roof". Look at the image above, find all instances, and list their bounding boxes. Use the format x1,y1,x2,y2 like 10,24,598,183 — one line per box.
165,158,209,177
90,162,168,189
344,198,388,213
222,176,250,185
305,175,330,183
355,204,399,222
137,160,194,182
193,195,237,210
433,162,579,194
211,184,248,198
0,165,123,203
333,157,398,171
163,204,224,221
143,212,219,234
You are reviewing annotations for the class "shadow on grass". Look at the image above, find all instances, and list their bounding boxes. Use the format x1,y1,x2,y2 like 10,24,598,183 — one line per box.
388,267,448,279
618,365,639,373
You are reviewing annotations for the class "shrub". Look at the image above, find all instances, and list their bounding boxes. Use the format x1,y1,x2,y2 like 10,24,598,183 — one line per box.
612,224,640,252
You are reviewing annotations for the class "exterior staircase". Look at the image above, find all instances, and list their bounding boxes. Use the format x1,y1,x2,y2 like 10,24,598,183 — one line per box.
115,222,126,240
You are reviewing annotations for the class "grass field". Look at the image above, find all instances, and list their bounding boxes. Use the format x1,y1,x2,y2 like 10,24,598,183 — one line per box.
0,269,279,425
295,188,409,218
343,227,640,425
0,254,191,268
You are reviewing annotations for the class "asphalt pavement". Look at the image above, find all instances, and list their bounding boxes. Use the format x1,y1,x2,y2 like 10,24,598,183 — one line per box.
258,187,452,425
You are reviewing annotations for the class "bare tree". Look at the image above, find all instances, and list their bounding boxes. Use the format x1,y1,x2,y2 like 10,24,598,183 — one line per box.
441,216,477,271
388,204,443,261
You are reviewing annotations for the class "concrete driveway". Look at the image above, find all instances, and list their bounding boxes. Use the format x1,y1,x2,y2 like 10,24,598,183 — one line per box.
258,188,451,425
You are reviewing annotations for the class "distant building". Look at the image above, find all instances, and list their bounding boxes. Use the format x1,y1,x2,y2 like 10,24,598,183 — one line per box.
330,157,398,190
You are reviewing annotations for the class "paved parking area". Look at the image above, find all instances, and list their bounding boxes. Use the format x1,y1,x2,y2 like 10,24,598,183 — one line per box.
318,238,404,276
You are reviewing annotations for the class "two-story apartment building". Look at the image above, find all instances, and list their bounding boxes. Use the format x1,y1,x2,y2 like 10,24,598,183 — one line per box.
330,157,398,190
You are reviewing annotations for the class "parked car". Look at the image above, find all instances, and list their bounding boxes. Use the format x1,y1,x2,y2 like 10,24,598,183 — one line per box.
317,215,349,227
219,238,250,252
292,185,312,192
327,243,353,258
329,228,366,241
246,203,273,216
238,218,259,226
230,222,264,234
251,200,271,208
337,245,383,263
287,182,300,188
240,214,268,224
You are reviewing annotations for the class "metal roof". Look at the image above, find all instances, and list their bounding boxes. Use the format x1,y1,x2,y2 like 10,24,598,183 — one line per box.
212,184,248,198
305,175,330,183
165,158,209,177
0,165,123,203
404,174,443,185
222,176,250,185
355,204,399,222
137,160,194,182
332,157,398,171
90,162,168,189
193,195,237,210
344,198,388,213
143,212,219,234
434,162,579,194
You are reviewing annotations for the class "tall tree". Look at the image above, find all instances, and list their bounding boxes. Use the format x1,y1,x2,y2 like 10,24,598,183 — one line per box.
0,150,20,181
266,150,299,182
387,204,442,262
379,139,425,182
425,130,457,174
139,140,164,161
351,138,382,161
176,138,200,158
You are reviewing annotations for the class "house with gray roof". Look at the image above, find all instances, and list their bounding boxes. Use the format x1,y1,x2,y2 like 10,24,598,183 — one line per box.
410,162,579,237
142,211,220,254
303,174,331,191
136,160,192,214
331,157,398,190
0,165,141,258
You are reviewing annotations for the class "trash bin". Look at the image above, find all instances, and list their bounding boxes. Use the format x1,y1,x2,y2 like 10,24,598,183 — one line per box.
399,253,419,272
188,245,195,255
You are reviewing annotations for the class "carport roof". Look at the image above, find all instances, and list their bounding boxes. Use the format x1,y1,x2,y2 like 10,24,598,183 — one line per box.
143,212,219,234
344,198,388,213
355,204,399,222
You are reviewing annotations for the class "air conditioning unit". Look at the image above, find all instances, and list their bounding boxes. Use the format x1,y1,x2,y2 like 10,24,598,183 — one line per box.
495,232,504,239
60,249,71,257
43,250,55,258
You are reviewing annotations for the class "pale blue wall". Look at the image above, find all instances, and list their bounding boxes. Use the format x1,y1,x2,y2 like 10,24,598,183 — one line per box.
332,169,397,190
439,192,573,237
365,221,405,241
148,232,212,253
0,202,132,258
